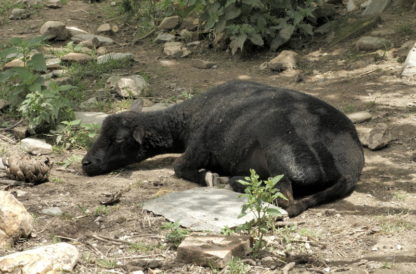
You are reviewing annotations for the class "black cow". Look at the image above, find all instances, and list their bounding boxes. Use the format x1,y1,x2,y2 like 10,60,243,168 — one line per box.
82,80,364,216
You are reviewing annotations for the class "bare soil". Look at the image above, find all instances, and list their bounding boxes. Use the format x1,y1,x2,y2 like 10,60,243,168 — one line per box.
1,1,416,273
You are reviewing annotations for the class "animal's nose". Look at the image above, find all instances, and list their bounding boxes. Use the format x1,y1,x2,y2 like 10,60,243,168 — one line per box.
82,159,91,167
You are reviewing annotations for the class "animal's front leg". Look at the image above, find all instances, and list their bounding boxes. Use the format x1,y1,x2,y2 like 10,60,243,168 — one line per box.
173,149,210,186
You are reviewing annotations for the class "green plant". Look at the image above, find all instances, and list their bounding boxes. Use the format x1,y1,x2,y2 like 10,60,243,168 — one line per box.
238,169,286,253
161,222,190,248
18,81,74,131
96,258,117,269
94,205,110,216
56,155,83,169
129,242,161,253
184,0,317,54
226,257,248,274
51,120,99,149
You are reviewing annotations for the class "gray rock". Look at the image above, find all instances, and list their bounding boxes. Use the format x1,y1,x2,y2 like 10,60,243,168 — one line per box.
20,138,52,155
97,52,134,64
180,17,199,31
261,256,277,268
356,36,390,51
46,57,62,69
40,21,71,41
41,207,63,216
97,23,112,34
347,111,372,123
143,187,286,232
192,59,216,69
74,111,108,126
3,59,24,69
61,52,94,63
402,42,416,77
393,40,415,61
359,123,392,150
142,102,173,112
0,243,79,273
107,75,149,98
46,0,62,8
163,42,191,58
71,34,114,46
179,29,198,41
329,16,380,45
9,8,30,20
80,97,98,109
159,15,180,30
0,158,4,170
177,235,251,268
12,126,28,139
0,191,33,248
261,50,298,71
362,0,391,16
154,33,176,43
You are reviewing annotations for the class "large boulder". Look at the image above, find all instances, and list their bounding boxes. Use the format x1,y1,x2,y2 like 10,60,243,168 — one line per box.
0,191,33,248
106,75,149,98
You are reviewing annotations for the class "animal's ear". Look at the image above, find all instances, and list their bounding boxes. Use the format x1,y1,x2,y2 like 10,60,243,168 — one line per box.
133,127,145,145
130,99,143,113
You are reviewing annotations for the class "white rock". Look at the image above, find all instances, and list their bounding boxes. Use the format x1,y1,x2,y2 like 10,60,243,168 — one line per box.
65,26,89,36
41,207,63,216
262,50,298,71
9,8,30,20
163,42,191,58
402,42,416,77
0,191,33,248
356,36,390,51
20,138,52,155
97,23,112,34
362,0,391,16
347,111,372,124
46,0,61,8
71,34,114,46
0,243,79,273
154,33,176,43
107,75,149,98
46,57,61,69
61,52,94,63
97,52,134,64
158,16,180,30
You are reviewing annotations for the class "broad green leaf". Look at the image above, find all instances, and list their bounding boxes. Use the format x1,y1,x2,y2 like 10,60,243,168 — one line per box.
298,23,314,36
270,24,295,51
224,4,241,20
242,0,265,9
27,53,47,72
266,207,284,216
248,33,264,46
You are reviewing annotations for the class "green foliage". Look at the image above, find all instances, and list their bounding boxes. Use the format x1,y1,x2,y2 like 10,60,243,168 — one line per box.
56,155,83,169
161,222,190,248
226,257,248,274
18,82,74,131
185,0,318,54
51,120,99,149
238,169,286,253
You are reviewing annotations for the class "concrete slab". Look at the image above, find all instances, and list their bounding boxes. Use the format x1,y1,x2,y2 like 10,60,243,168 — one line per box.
143,187,286,232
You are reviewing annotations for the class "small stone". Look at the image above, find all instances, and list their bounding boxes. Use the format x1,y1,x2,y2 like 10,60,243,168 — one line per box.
9,8,30,20
46,57,62,69
142,103,173,112
80,97,98,109
46,0,62,8
97,23,112,34
40,21,71,41
402,42,416,77
3,59,24,69
79,37,100,49
12,126,28,139
163,42,191,58
41,207,63,216
96,47,107,55
154,33,176,43
176,235,251,268
20,138,53,155
181,17,199,31
61,52,93,63
0,243,79,273
264,50,298,72
71,34,114,46
347,111,372,123
0,191,33,248
356,36,390,51
159,16,180,30
107,75,149,98
360,123,392,150
97,52,134,64
261,256,277,268
110,1,116,6
179,29,198,41
192,59,216,69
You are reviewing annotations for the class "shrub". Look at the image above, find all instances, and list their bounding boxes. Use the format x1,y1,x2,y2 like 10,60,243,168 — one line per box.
51,120,99,149
186,0,318,54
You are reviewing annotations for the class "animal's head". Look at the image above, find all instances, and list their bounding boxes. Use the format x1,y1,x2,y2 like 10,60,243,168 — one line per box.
82,111,148,176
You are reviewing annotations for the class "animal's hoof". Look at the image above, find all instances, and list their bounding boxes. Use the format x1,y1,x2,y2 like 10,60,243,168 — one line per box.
204,171,219,187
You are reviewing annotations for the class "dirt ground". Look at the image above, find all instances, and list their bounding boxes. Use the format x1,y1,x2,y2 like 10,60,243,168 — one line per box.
1,1,415,273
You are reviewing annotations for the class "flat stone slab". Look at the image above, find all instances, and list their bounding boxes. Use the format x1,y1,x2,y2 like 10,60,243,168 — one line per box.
74,111,108,126
143,187,286,232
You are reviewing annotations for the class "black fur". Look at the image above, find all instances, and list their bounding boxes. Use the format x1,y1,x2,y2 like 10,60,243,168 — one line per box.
82,80,364,216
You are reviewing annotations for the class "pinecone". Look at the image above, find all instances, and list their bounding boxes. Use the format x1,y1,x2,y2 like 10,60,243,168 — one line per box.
3,155,52,184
